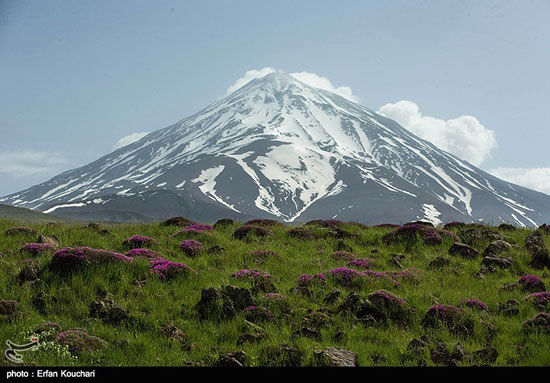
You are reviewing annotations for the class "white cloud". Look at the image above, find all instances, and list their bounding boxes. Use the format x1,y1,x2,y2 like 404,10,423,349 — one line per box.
224,67,359,102
0,150,69,177
289,72,359,102
489,167,550,195
224,67,277,96
377,100,497,166
114,132,149,150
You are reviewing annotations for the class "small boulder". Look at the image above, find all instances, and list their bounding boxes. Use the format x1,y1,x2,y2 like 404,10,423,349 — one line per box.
481,256,513,269
313,348,358,367
260,344,303,367
37,234,60,246
337,292,363,314
449,242,480,259
470,347,498,365
428,256,451,270
220,285,255,311
522,312,550,333
430,342,465,366
159,324,187,344
483,240,512,257
18,260,40,284
525,231,546,255
0,299,19,320
497,299,520,317
529,248,550,270
213,351,247,367
89,299,129,324
323,289,341,304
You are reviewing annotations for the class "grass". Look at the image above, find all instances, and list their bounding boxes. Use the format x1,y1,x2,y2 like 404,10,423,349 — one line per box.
0,218,549,366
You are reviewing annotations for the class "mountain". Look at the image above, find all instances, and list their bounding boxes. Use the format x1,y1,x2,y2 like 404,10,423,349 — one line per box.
0,203,66,223
2,72,550,227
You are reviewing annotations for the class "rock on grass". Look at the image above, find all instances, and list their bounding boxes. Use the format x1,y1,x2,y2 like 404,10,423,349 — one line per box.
314,348,358,367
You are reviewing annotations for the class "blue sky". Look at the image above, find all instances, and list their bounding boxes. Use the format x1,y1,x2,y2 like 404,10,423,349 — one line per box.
1,0,549,195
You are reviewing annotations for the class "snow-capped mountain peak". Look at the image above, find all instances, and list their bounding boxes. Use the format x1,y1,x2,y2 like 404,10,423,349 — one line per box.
3,71,550,226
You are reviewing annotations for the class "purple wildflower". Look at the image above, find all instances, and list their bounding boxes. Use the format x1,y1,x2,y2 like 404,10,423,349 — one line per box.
49,247,132,271
5,226,37,236
122,235,157,249
525,291,550,307
20,243,57,257
180,239,204,257
232,269,272,280
346,258,374,269
297,273,326,286
251,250,281,262
232,225,270,240
368,290,407,306
460,299,489,311
518,275,546,292
150,259,192,280
55,329,105,354
326,267,361,283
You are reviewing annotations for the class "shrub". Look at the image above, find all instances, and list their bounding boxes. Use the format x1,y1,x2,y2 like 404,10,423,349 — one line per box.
233,225,269,240
150,259,193,280
49,247,132,272
55,329,106,354
346,258,374,270
180,239,204,257
20,243,57,257
122,235,157,249
518,275,546,292
161,217,196,227
460,299,489,312
5,226,37,236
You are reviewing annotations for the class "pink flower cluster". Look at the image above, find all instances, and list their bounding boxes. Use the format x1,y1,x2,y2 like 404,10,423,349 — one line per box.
50,247,133,271
297,273,326,286
518,275,542,286
369,289,407,306
150,259,192,280
232,269,272,280
184,224,213,234
20,243,57,257
180,239,204,257
525,291,550,306
346,258,374,269
460,298,489,311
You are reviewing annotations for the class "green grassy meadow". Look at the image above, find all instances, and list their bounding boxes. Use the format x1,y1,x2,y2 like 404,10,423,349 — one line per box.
0,217,549,367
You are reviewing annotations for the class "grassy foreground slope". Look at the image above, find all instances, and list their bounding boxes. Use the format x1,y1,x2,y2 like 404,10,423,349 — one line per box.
0,217,549,367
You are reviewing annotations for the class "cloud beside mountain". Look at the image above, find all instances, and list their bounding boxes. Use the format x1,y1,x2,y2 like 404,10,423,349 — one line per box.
377,100,497,167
